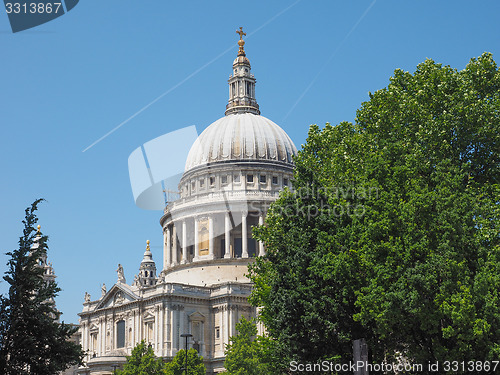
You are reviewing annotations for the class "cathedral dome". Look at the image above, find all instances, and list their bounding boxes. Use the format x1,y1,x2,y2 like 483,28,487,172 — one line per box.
184,113,297,172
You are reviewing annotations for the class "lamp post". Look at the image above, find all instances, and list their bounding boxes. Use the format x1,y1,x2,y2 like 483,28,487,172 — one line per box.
180,333,193,375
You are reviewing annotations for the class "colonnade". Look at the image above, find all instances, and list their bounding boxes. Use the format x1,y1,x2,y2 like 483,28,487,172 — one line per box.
163,211,266,270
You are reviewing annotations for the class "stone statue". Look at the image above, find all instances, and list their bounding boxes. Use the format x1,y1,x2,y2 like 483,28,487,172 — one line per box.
84,291,91,302
133,275,139,287
101,283,106,297
116,264,126,283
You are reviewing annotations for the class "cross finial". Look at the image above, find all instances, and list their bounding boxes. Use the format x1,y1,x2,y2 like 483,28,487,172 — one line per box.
236,27,246,40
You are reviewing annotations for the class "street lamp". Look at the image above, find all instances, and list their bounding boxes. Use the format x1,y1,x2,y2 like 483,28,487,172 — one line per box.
180,333,193,375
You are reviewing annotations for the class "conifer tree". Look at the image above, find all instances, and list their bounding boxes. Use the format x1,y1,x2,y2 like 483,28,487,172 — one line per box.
0,199,83,374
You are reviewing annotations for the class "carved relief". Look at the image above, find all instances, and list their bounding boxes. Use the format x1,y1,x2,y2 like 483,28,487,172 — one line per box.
114,291,125,306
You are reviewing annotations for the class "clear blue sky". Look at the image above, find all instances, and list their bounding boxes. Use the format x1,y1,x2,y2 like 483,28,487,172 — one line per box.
1,1,499,323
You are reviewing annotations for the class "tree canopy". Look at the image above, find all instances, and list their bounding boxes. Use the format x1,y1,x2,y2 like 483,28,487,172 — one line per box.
0,199,83,374
249,53,500,373
223,317,276,375
164,348,205,375
115,340,166,375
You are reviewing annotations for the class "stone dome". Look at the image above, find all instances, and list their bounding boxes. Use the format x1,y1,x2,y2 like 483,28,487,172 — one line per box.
184,113,297,172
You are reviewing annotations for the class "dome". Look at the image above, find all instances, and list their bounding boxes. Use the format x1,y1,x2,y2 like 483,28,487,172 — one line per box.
185,113,297,172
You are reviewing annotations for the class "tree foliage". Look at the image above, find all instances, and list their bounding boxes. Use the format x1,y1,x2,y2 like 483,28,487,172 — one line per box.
249,53,500,373
0,199,83,374
115,340,166,375
223,317,277,375
164,348,205,375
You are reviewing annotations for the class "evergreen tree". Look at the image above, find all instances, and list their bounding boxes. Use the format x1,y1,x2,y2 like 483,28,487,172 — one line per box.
164,348,205,375
115,340,166,375
0,199,83,374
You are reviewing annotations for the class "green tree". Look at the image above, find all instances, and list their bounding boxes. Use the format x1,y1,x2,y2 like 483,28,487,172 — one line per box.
249,53,500,373
223,317,277,375
164,348,205,375
0,199,84,374
115,340,166,375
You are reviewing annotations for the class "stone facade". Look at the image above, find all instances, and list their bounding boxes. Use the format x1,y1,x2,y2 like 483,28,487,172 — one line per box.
77,31,297,374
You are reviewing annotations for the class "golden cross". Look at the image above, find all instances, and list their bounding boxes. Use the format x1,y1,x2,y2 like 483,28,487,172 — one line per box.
236,27,246,40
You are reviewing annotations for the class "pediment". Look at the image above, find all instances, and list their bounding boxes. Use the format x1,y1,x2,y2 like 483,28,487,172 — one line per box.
94,283,138,310
143,310,155,322
189,311,205,322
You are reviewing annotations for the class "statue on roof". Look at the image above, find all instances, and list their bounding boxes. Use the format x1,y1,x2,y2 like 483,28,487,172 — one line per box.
116,264,126,284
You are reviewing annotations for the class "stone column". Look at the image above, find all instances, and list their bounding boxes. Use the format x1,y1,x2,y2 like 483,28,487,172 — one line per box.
194,217,199,261
158,305,163,355
224,212,231,258
165,226,171,269
181,220,187,264
208,215,214,259
172,225,178,265
242,212,248,258
173,308,179,352
258,214,265,256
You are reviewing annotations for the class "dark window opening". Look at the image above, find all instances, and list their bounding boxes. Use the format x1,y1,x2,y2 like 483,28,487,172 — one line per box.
248,238,257,257
116,320,125,348
260,175,266,183
234,238,242,258
247,174,254,183
272,176,278,184
283,178,288,186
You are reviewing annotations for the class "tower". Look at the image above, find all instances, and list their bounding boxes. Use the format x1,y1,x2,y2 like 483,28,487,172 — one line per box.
138,240,157,287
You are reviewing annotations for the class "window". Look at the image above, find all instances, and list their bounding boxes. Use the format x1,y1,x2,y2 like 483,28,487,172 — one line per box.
145,322,154,343
283,178,288,186
272,176,278,184
210,176,215,186
116,320,125,348
260,175,266,183
221,175,228,184
247,174,254,183
191,181,195,190
234,174,240,183
215,327,220,339
199,178,205,188
91,332,98,352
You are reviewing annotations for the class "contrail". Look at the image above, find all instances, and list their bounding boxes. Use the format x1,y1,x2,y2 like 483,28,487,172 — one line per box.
83,0,302,153
283,0,376,122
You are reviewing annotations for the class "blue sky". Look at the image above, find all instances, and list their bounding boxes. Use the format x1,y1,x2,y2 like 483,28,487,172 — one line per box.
1,1,499,323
